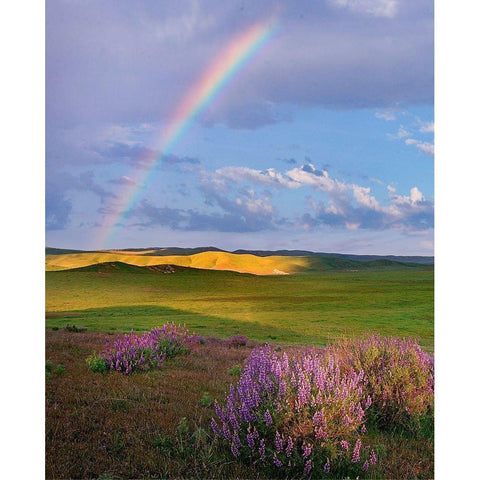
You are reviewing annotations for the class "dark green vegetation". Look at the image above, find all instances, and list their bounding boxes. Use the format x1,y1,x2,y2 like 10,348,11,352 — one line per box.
46,263,433,351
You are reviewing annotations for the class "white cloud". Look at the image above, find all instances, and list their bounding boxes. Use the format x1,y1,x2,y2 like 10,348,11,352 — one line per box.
235,194,274,215
390,186,425,206
416,142,434,155
330,0,399,18
206,162,433,234
404,138,434,155
419,121,434,133
375,110,397,121
214,166,299,189
352,185,382,210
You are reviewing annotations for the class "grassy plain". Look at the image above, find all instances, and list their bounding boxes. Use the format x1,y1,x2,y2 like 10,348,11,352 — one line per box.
46,264,433,351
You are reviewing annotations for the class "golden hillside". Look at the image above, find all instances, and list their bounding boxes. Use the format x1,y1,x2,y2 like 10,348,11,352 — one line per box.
45,250,310,275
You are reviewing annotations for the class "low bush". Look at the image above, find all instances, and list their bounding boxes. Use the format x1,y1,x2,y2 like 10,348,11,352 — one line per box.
227,364,242,376
55,364,66,375
211,346,376,478
97,323,198,375
86,352,108,373
200,392,213,408
326,335,434,432
226,335,249,348
63,324,87,333
45,359,53,372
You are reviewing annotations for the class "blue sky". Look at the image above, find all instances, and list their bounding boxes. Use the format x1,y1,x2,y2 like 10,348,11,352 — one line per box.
46,0,434,254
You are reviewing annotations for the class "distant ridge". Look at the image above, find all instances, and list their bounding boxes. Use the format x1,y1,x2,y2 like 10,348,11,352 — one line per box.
233,249,434,265
46,246,433,264
46,247,93,255
119,246,228,256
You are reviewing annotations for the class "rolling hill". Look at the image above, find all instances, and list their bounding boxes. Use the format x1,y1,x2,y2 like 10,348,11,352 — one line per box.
45,248,432,276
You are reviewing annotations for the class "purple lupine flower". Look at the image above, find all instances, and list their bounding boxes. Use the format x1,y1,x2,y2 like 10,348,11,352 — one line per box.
285,436,294,457
210,419,222,437
369,449,377,465
323,461,330,473
264,410,273,426
361,424,367,434
222,422,231,440
232,431,242,449
302,443,312,459
275,431,283,452
231,442,240,457
259,438,266,461
246,431,256,449
362,460,369,471
340,440,349,450
352,438,361,463
273,453,282,467
304,459,313,476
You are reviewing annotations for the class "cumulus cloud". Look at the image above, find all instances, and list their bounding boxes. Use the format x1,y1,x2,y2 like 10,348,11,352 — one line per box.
210,162,433,233
404,138,434,155
418,121,434,133
135,161,432,235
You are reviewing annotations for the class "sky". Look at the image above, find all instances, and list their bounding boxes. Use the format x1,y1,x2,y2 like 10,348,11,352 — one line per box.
45,0,434,255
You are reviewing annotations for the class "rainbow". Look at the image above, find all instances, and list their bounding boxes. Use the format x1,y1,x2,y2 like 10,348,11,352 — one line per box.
95,14,279,249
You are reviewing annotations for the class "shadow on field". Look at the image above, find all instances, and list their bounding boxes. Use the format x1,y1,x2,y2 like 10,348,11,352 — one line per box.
45,304,309,344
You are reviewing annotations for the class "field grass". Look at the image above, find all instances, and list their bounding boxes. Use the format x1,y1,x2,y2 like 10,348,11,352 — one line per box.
45,252,434,478
46,265,433,351
46,330,434,480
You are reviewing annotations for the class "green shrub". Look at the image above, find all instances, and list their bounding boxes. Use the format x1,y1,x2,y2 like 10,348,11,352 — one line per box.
199,392,212,407
45,359,53,372
227,364,242,376
56,364,66,375
86,352,108,373
63,324,87,333
326,335,434,432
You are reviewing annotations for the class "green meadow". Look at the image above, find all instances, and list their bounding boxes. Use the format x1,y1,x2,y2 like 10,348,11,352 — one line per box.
46,265,433,351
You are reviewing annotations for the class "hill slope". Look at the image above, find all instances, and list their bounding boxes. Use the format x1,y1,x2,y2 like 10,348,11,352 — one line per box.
45,250,431,275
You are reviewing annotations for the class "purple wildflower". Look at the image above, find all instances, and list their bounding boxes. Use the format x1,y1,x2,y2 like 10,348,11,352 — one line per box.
210,419,222,437
232,431,242,449
302,443,312,459
264,410,273,426
231,442,240,457
259,438,266,461
246,431,256,449
273,453,282,467
304,459,313,476
369,449,377,465
362,460,369,471
275,431,283,452
352,438,361,463
285,436,294,457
